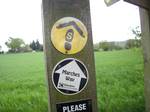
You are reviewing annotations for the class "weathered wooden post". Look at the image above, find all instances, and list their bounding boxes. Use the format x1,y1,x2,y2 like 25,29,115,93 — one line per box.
42,0,98,112
105,0,150,111
139,4,150,112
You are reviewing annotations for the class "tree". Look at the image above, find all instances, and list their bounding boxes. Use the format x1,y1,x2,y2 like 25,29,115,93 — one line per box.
30,40,36,50
125,26,142,49
99,41,110,51
125,39,135,49
132,26,141,38
19,44,32,52
94,43,99,51
30,40,43,51
131,26,142,47
36,40,40,49
0,45,1,51
5,37,25,53
0,45,3,54
35,40,43,51
99,41,123,51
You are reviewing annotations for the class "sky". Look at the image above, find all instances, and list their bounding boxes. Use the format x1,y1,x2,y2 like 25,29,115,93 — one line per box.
0,0,140,51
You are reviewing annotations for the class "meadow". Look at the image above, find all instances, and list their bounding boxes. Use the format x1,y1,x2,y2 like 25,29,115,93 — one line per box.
0,49,145,112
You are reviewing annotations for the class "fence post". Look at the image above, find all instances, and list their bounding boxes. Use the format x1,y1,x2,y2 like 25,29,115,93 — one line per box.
139,6,150,112
42,0,98,112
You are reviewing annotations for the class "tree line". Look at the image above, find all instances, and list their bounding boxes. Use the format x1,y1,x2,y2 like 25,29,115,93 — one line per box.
0,37,43,53
0,45,4,54
94,26,142,51
94,39,141,51
0,26,141,53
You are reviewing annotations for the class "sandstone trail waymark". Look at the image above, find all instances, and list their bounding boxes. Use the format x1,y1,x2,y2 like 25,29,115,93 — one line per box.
51,17,88,54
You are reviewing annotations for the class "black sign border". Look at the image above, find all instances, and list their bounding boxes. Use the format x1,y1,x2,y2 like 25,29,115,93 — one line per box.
52,58,89,95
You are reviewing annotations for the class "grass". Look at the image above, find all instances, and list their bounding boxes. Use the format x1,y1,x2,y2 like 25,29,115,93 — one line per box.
0,49,145,112
0,53,48,112
95,49,145,112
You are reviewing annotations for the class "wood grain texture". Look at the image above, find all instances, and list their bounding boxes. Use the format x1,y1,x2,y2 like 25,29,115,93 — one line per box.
42,0,98,112
139,7,150,112
124,0,149,10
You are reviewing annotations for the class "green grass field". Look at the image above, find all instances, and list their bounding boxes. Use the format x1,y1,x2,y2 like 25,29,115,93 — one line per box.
0,49,145,112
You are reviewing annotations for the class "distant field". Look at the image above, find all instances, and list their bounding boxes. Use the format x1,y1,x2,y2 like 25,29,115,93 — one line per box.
0,49,145,112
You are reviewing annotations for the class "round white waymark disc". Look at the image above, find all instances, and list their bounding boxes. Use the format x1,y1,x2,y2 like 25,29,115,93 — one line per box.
52,58,89,95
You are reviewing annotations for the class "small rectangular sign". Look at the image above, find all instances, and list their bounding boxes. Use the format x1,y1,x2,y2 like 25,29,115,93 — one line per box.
56,99,92,112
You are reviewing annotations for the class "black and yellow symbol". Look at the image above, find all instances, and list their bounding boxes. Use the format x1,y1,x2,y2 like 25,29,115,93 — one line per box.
51,17,88,54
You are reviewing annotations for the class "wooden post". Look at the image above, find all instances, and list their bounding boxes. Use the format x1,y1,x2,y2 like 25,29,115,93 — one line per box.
42,0,98,112
139,6,150,112
124,0,149,10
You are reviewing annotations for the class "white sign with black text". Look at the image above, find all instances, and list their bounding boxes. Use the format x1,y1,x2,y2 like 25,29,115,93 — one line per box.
56,99,92,112
52,58,88,95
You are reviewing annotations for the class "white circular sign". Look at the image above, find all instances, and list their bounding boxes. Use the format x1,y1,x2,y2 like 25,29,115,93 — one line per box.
52,58,89,95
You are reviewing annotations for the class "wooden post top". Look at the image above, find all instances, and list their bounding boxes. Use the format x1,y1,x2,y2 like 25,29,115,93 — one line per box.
124,0,149,10
104,0,149,10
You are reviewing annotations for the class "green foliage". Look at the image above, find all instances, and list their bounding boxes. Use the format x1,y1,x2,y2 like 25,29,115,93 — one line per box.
129,26,142,48
125,39,141,49
19,44,32,52
0,45,4,54
0,49,145,112
125,39,135,49
94,43,100,51
99,41,110,51
30,40,43,51
132,26,141,39
5,37,25,53
99,41,123,51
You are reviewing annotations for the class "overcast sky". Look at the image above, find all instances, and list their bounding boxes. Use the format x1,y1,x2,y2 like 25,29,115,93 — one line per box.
0,0,140,51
